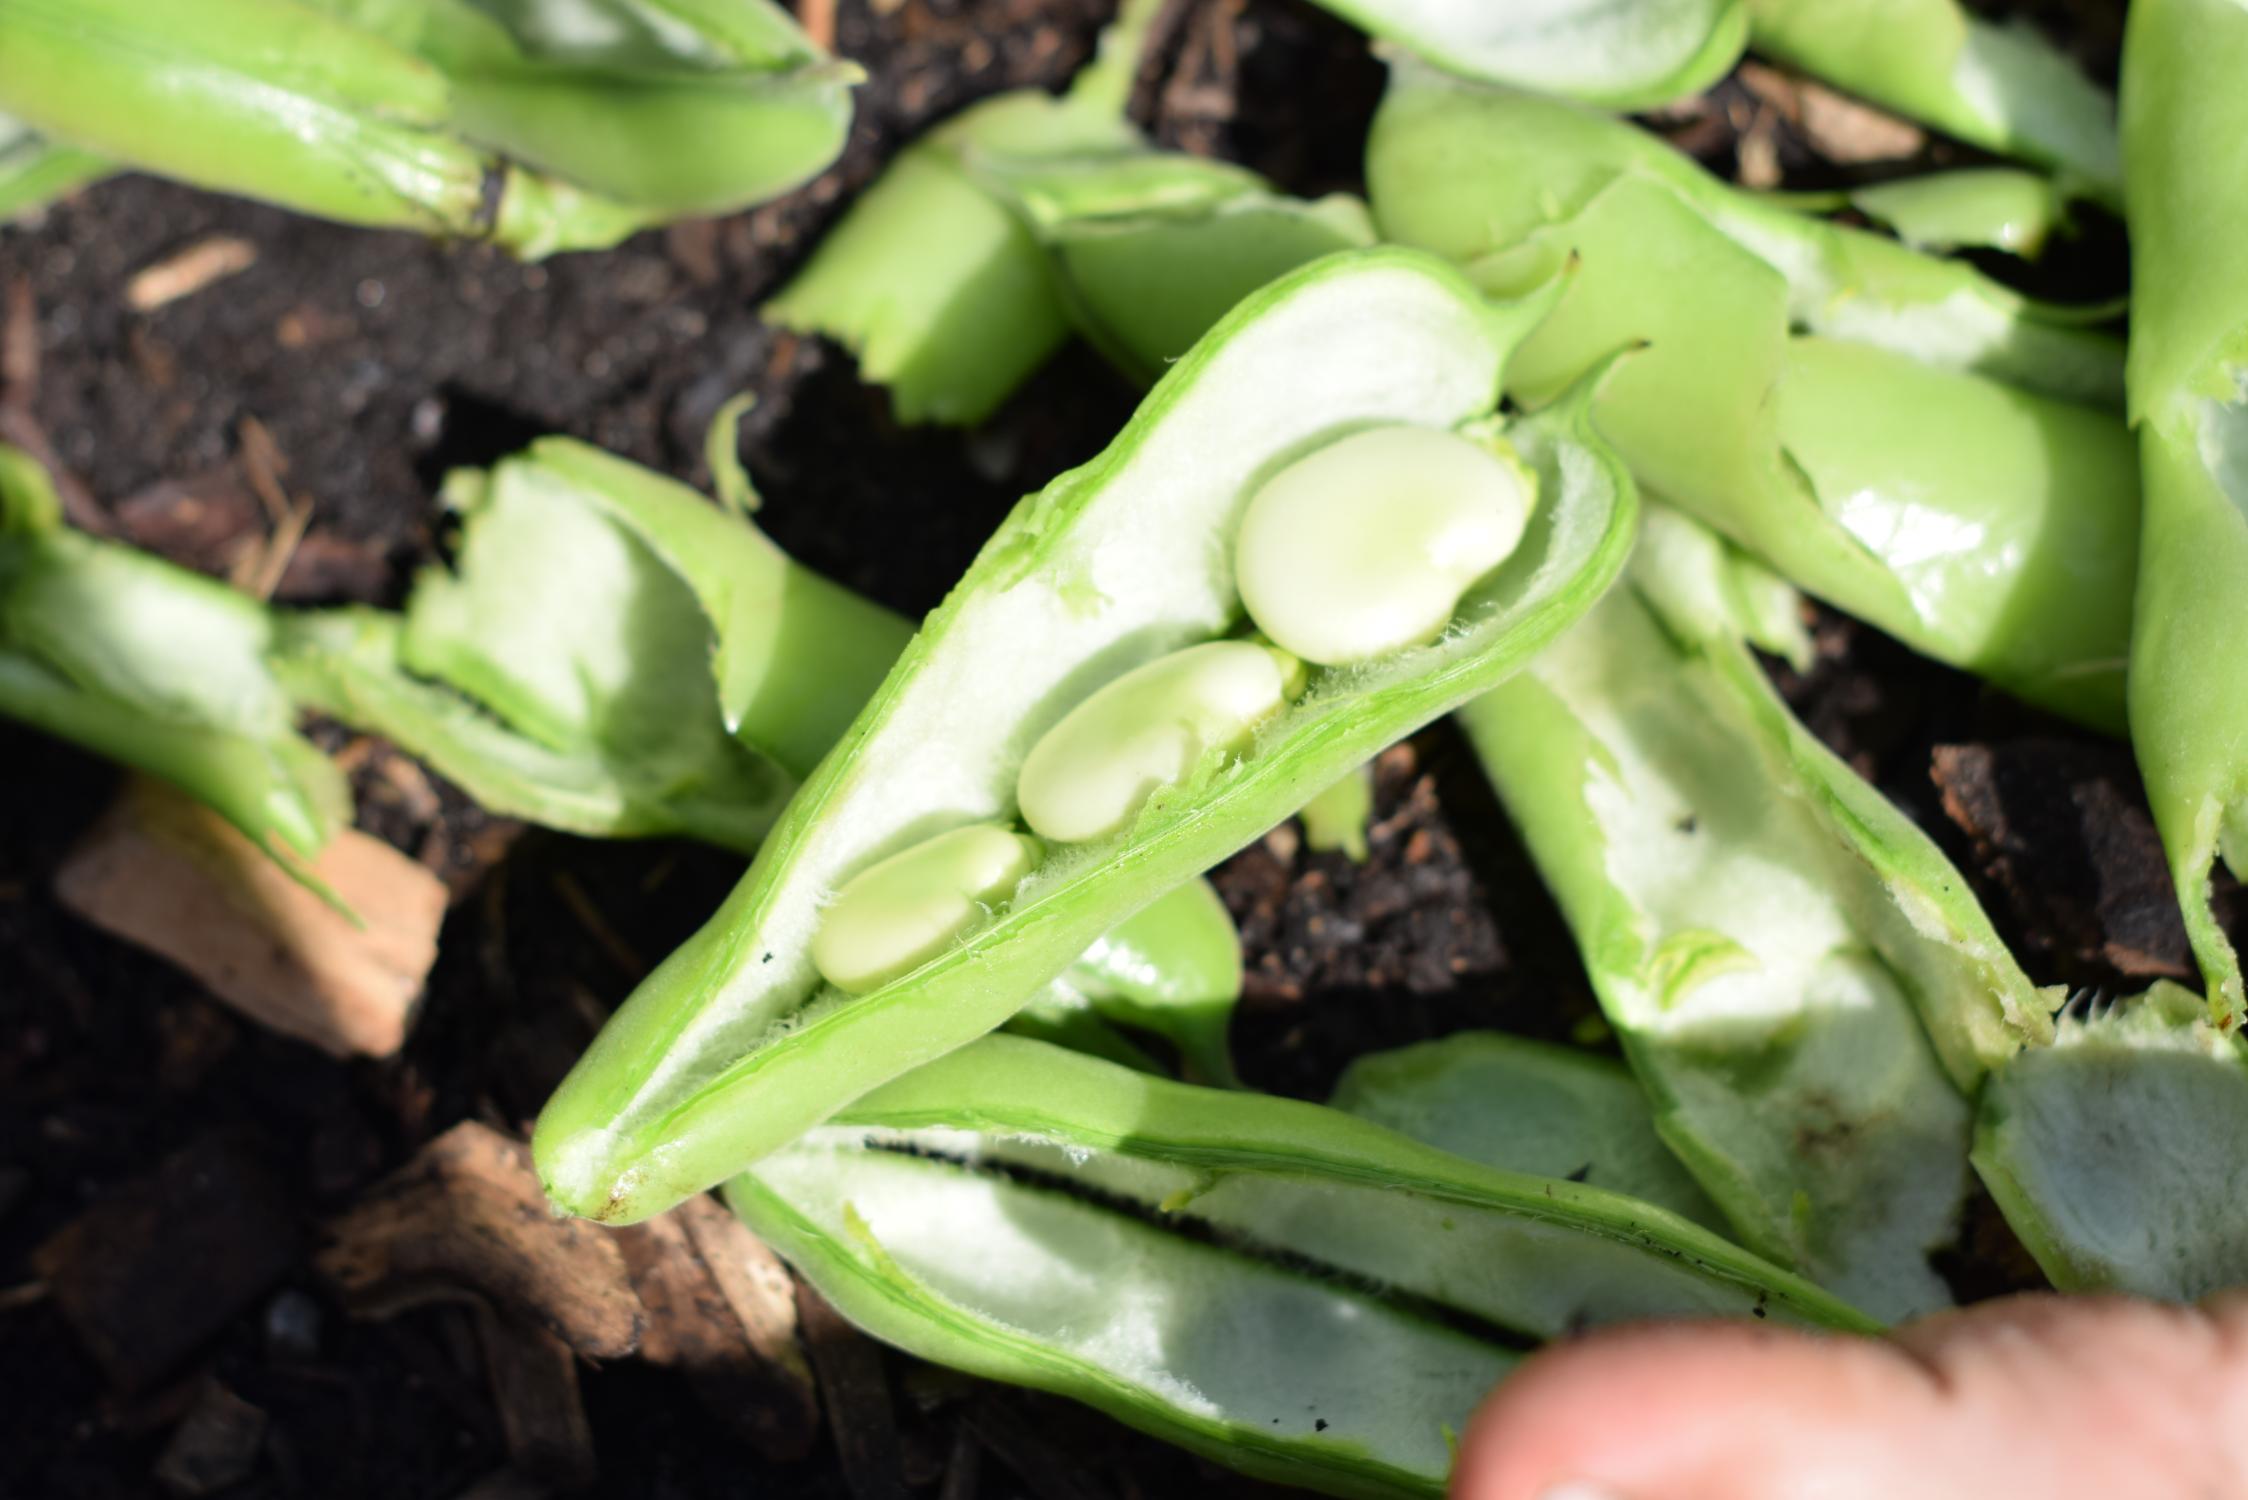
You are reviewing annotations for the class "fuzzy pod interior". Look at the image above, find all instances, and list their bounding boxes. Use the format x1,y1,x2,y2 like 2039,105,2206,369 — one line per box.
1973,983,2248,1300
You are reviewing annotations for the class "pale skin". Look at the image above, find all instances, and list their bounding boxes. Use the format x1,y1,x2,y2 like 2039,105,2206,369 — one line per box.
1454,1293,2248,1500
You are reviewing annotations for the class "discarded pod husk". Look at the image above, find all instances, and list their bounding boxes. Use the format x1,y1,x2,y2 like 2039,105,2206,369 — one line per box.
1369,63,2140,732
534,248,1640,1225
275,437,903,852
729,1034,1875,1500
763,0,1372,425
1459,507,2055,1320
0,444,349,895
0,0,854,257
2117,0,2248,1029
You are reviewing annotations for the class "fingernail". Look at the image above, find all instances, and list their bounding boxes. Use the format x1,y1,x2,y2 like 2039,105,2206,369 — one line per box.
1537,1483,1626,1500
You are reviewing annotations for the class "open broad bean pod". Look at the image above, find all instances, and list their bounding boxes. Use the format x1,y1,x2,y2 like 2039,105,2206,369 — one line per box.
534,247,1641,1224
728,1034,1874,1499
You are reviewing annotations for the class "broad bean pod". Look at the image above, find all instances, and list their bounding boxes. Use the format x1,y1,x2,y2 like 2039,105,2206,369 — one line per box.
764,0,1371,425
1370,63,2140,730
534,248,1641,1225
1460,508,2054,1319
0,443,348,888
0,0,853,257
2117,0,2248,1028
728,1033,1874,1499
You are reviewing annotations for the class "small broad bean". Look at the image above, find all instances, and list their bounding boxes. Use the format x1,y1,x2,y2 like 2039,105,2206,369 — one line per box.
812,825,1040,995
1016,640,1298,844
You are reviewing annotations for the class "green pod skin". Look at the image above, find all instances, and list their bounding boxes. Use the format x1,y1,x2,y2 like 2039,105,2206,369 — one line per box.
1459,508,2054,1320
1303,0,1748,112
1369,63,2124,409
1370,68,2140,732
1330,1031,1726,1232
1745,0,2122,209
1973,983,2248,1300
1298,760,1376,862
0,445,348,880
534,249,1641,1225
728,1035,1875,1500
0,0,848,257
764,0,1371,426
2118,0,2248,1030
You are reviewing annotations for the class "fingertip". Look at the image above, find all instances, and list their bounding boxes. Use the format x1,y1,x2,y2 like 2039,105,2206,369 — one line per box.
1451,1320,1861,1500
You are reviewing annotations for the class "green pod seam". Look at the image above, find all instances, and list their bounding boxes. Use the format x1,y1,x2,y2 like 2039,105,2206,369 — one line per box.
1459,507,2053,1320
1745,0,2121,208
2118,0,2248,1029
1330,1030,1726,1232
1370,66,2140,731
728,1034,1873,1500
275,431,1248,1040
535,248,1640,1224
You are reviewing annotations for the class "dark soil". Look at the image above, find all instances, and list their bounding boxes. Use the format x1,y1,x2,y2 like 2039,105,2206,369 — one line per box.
0,1,2225,1497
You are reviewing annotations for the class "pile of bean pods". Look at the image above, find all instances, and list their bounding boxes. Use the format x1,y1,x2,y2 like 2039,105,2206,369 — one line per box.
4,1,2246,1495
